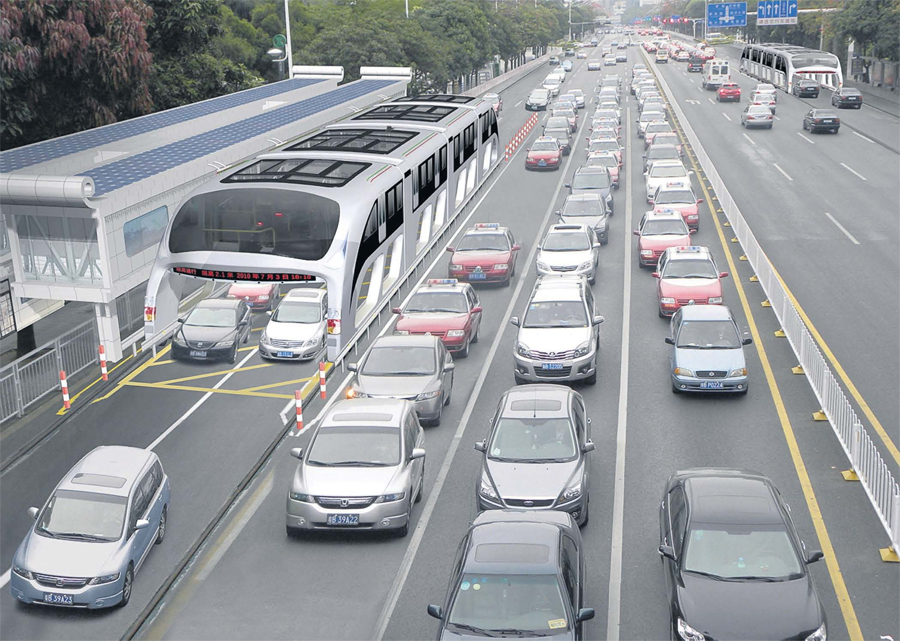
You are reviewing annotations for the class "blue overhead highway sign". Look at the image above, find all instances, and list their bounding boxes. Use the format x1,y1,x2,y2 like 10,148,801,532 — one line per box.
706,2,748,28
757,0,798,25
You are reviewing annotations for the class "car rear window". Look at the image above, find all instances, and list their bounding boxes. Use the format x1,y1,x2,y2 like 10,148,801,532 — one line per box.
475,543,550,563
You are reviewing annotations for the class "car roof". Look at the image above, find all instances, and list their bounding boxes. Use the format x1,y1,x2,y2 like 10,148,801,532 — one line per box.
645,210,684,222
59,446,155,497
575,165,610,174
323,398,409,426
565,193,601,202
548,223,589,234
664,245,712,260
501,384,574,418
417,279,470,294
531,275,586,301
371,334,441,348
283,287,325,301
196,298,243,310
681,469,784,526
465,512,569,575
678,304,733,321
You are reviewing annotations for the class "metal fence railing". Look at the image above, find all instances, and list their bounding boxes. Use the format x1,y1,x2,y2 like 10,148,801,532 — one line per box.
650,51,900,556
0,319,98,424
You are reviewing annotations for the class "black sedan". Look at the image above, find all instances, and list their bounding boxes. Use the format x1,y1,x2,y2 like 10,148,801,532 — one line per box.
658,468,827,641
831,87,863,108
172,298,252,363
792,79,820,98
803,108,841,134
428,510,595,639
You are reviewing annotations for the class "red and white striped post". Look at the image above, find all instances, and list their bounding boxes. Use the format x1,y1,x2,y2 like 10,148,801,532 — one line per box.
295,390,303,431
98,344,108,381
318,362,327,400
60,370,71,410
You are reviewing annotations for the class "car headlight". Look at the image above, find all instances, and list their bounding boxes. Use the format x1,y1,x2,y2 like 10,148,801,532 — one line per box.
579,261,593,271
536,260,550,271
450,264,463,271
560,482,582,502
305,335,320,347
217,339,235,348
708,297,723,304
377,492,406,503
516,342,531,357
89,572,120,585
729,367,748,377
640,249,654,256
673,367,694,377
394,330,409,336
805,622,827,641
494,263,509,270
260,331,269,344
660,297,676,305
677,618,705,641
289,491,314,502
258,294,269,301
479,478,499,500
12,565,32,580
416,390,441,401
447,329,466,337
574,342,591,357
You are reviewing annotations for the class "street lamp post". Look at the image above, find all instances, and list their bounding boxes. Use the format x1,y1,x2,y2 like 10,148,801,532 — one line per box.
283,0,293,76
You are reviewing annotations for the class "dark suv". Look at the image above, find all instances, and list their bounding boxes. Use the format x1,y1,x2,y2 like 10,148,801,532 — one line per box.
792,78,820,98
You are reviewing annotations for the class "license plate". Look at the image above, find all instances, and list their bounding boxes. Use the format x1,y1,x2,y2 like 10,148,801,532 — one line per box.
277,351,294,358
700,381,724,389
189,350,207,358
542,363,564,370
43,593,74,605
823,120,834,123
327,514,359,525
539,160,547,166
469,273,487,280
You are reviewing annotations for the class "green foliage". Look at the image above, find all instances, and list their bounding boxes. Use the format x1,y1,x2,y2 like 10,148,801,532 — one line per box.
834,0,900,61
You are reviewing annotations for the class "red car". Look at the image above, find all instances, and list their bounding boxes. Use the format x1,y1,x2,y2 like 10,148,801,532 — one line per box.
393,279,483,357
653,246,727,316
447,223,521,285
226,282,281,311
525,136,563,171
717,82,742,102
634,211,695,267
652,186,704,230
586,152,620,188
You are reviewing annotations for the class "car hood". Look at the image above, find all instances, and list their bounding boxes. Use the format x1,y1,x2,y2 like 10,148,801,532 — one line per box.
451,251,511,266
560,214,607,230
659,279,722,299
17,531,119,577
538,249,594,267
265,319,323,342
517,326,592,352
486,459,580,501
674,345,745,371
529,150,560,160
179,324,237,344
640,234,691,250
300,464,399,497
396,313,468,332
356,374,434,398
441,629,575,640
677,574,822,640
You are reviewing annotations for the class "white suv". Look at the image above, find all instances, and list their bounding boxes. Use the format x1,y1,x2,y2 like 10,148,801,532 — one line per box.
259,287,327,361
511,275,604,385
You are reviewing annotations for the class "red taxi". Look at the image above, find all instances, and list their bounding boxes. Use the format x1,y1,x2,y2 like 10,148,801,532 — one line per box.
633,211,695,268
653,246,727,317
226,282,281,311
525,136,563,171
447,223,521,286
393,279,483,357
717,82,742,102
652,186,704,230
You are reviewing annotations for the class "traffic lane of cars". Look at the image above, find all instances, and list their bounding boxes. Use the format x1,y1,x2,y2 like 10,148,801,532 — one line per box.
650,50,900,448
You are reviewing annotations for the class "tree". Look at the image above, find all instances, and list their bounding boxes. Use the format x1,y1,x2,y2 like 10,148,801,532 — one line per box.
0,0,153,149
834,0,900,60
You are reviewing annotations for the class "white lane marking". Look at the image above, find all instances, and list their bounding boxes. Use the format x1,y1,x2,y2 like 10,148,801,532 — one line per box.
146,348,259,452
773,163,794,181
514,100,523,107
606,107,633,641
689,78,695,83
840,162,868,181
824,212,860,245
774,115,781,120
373,102,592,641
722,112,732,122
0,568,9,590
853,131,875,144
742,133,756,145
797,132,815,144
707,97,715,104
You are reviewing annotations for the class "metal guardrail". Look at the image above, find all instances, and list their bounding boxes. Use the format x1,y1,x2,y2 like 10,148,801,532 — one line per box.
650,51,900,555
0,319,98,424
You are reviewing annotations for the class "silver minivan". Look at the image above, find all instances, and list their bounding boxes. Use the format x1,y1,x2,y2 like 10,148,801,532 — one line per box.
10,446,169,609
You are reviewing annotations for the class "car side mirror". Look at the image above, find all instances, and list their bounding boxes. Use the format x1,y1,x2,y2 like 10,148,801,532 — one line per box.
658,544,676,560
239,320,249,327
806,549,824,564
564,183,571,189
742,337,753,345
427,604,444,620
632,229,640,236
719,272,729,278
582,440,595,453
266,310,273,316
665,336,675,345
445,246,455,253
176,318,185,324
392,307,401,314
512,244,521,251
651,272,660,278
510,316,520,327
526,148,531,152
593,315,604,325
576,608,596,623
471,306,483,314
28,507,39,520
409,448,426,461
593,242,602,249
290,447,304,460
697,198,704,204
347,362,358,372
688,170,695,175
443,362,455,373
474,441,486,452
134,519,150,531
689,229,697,235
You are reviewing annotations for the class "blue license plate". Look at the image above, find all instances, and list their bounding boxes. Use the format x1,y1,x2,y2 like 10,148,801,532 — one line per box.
542,363,564,370
277,351,293,358
327,514,359,526
539,160,547,166
189,350,207,358
700,381,724,389
43,593,74,605
469,273,487,280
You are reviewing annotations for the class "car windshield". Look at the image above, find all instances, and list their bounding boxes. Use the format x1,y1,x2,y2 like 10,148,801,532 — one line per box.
546,117,569,129
447,573,569,634
590,141,617,153
650,165,687,178
532,141,558,152
543,232,591,252
588,155,617,168
362,345,436,375
489,417,577,461
523,301,588,328
185,307,236,328
37,490,127,541
683,524,803,580
456,233,509,252
307,425,399,467
676,320,741,348
641,113,665,123
653,134,679,146
643,220,687,235
663,258,717,279
272,301,321,323
655,189,693,204
406,292,467,313
573,171,610,189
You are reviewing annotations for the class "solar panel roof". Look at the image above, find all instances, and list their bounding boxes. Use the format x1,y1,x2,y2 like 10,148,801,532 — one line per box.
394,94,475,104
286,128,417,155
222,157,370,187
80,80,394,196
352,104,457,123
0,78,322,174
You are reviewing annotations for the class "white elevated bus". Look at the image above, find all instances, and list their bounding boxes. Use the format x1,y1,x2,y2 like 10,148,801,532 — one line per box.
144,94,501,360
739,43,843,93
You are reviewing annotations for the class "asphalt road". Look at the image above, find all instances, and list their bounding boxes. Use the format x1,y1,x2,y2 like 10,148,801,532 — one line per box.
1,36,896,641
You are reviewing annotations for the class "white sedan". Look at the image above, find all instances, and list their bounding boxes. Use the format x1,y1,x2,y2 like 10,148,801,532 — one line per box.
645,160,693,203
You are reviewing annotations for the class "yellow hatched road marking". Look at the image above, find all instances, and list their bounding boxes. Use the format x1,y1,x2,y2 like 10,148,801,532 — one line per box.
55,352,137,415
90,344,172,405
239,375,317,393
152,363,273,386
122,380,293,400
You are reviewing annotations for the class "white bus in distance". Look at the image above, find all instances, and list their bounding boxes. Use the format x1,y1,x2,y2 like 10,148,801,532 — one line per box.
739,43,843,93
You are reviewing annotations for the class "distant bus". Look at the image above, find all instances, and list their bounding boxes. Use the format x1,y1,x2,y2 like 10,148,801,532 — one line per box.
704,32,734,45
740,43,843,92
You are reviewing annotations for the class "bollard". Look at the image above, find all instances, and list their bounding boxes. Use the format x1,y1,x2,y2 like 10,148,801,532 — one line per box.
319,362,327,400
60,370,71,410
99,345,108,381
295,390,303,432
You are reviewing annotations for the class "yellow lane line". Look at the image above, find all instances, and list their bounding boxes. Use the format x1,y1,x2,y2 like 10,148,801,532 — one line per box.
684,134,864,640
152,363,273,386
122,380,293,400
148,359,175,367
251,327,263,333
54,352,137,416
238,346,256,352
90,344,172,405
239,374,316,393
769,266,900,466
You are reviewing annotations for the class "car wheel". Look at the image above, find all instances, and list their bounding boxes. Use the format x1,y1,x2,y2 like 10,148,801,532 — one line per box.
767,124,773,129
228,346,237,364
471,325,479,344
671,383,681,394
155,506,167,545
584,368,597,385
738,386,749,396
457,339,470,359
118,566,133,608
600,235,608,246
579,498,590,527
502,275,511,287
286,525,303,538
659,308,667,319
514,373,527,386
855,104,861,109
589,270,596,285
396,503,411,538
430,402,443,427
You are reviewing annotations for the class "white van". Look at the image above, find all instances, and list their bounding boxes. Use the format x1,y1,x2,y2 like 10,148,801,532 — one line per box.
701,58,730,89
